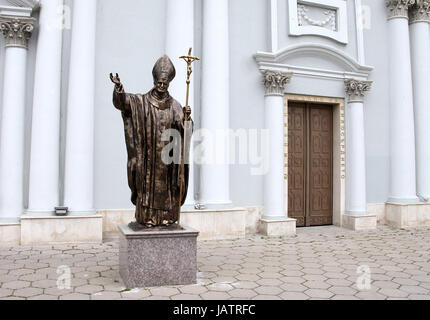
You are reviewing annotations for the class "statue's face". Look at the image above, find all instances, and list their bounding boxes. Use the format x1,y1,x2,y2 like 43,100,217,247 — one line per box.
154,74,170,95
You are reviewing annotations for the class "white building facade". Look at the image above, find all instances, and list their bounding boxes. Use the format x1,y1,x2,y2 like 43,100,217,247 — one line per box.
0,0,430,245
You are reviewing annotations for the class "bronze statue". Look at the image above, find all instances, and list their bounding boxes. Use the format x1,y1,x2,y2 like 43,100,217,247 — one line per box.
110,54,195,228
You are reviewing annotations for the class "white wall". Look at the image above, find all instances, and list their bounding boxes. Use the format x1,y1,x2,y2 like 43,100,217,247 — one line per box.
229,0,268,207
93,0,167,209
361,0,390,203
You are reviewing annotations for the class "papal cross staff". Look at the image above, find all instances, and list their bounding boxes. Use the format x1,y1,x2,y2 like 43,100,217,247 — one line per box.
177,48,199,229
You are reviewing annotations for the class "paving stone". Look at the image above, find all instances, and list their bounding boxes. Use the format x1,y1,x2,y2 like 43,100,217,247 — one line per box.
44,287,73,296
326,279,353,287
280,283,307,292
256,278,283,286
2,280,30,290
279,292,309,300
304,289,334,299
120,288,151,300
399,285,428,294
86,266,111,273
252,295,282,300
372,281,400,289
228,289,257,298
235,274,260,282
88,277,115,286
60,293,90,300
19,273,47,282
179,285,208,295
206,283,234,292
75,285,104,294
14,287,43,298
408,294,430,300
378,288,409,298
91,291,122,300
0,288,12,298
258,272,282,279
254,286,283,295
231,281,260,289
303,281,331,290
171,294,202,300
33,280,60,291
9,269,34,276
329,286,357,295
201,291,231,300
331,295,359,300
28,294,59,300
149,287,180,297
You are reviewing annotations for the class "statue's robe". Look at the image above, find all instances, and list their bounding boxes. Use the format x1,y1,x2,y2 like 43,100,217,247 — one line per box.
113,87,191,226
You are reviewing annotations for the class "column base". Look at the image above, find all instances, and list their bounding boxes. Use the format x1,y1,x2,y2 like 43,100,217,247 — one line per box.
259,218,296,237
386,202,430,228
67,209,97,217
342,214,377,231
0,221,20,245
387,196,420,204
199,201,233,210
20,215,103,245
24,210,55,217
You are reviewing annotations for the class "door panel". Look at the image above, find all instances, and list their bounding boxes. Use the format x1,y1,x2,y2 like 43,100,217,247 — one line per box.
288,103,306,227
308,105,333,226
288,102,333,227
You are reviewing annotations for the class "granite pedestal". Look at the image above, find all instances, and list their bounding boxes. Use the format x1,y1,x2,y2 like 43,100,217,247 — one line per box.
119,224,199,288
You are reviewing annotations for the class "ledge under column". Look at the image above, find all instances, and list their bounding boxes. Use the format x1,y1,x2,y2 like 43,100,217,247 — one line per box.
342,214,377,231
259,218,296,237
20,215,103,245
386,202,430,228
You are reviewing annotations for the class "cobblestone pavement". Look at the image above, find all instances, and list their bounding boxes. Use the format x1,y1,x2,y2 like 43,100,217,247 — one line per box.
1,226,430,300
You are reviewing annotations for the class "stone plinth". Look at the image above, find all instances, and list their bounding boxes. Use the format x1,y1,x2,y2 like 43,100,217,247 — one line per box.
386,203,430,228
342,214,377,231
259,218,296,237
20,215,103,245
119,224,199,288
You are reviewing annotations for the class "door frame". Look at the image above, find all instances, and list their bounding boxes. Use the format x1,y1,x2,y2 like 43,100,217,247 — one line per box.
284,94,346,227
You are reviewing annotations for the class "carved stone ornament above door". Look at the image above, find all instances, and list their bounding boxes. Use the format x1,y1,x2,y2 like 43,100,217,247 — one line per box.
288,0,348,44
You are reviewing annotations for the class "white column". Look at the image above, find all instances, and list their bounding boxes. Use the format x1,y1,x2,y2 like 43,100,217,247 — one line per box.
0,11,35,221
409,1,430,201
262,71,291,220
64,0,97,215
386,1,419,203
27,0,64,216
345,79,372,215
165,0,195,209
200,0,232,209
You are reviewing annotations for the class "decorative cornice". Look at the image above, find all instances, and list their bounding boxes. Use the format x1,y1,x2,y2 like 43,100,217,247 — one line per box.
6,0,40,9
255,43,374,79
263,71,292,96
409,0,430,23
386,0,415,20
345,79,372,103
0,15,35,49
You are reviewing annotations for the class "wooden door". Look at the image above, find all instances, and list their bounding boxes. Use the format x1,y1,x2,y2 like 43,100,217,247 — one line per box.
288,102,333,227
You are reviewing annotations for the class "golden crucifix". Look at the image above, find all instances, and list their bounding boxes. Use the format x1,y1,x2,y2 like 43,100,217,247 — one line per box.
177,48,200,229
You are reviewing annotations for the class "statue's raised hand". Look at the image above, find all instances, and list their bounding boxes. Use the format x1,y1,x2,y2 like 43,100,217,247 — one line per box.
110,73,123,90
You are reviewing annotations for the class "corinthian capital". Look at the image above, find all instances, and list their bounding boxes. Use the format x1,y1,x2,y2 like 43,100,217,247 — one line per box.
409,0,430,23
386,0,415,19
345,79,372,103
0,15,36,49
263,71,292,96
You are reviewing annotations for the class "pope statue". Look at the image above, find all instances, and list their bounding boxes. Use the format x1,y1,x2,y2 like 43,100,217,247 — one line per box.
110,55,192,228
